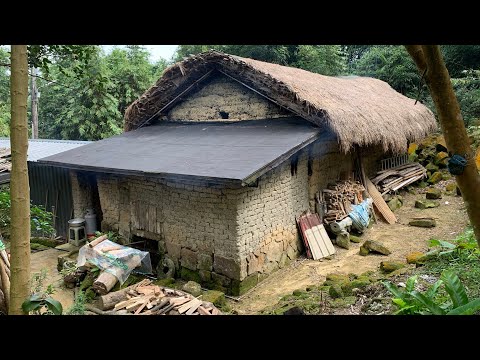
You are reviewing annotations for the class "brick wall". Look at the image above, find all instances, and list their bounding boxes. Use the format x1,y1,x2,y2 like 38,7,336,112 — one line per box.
164,75,290,122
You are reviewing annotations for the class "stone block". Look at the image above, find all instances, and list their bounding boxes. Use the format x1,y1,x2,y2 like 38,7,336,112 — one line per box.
180,248,198,271
197,253,213,271
213,255,240,279
165,242,181,260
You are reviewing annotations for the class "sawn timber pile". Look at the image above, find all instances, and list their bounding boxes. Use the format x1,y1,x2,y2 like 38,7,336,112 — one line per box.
371,162,426,195
97,279,221,315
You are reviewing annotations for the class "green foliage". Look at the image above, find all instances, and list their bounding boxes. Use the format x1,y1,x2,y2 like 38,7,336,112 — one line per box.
105,45,165,117
0,47,10,136
441,45,480,78
451,70,480,126
38,47,122,140
421,227,480,300
0,190,55,237
173,45,347,75
66,290,86,315
352,45,422,97
384,270,480,315
23,269,63,315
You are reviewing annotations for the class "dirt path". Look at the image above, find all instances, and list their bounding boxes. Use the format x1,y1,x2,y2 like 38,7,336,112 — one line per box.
30,248,75,310
231,192,468,314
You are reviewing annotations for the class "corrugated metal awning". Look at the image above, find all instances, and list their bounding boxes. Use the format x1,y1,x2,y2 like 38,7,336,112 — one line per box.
38,117,329,185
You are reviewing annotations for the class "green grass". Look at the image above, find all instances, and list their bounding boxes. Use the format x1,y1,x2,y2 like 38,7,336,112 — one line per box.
419,227,480,300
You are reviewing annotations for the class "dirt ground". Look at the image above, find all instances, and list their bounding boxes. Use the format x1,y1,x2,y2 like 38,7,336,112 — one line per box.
230,191,469,314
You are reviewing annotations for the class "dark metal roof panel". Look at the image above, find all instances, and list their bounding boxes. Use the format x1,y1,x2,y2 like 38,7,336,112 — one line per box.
38,118,327,182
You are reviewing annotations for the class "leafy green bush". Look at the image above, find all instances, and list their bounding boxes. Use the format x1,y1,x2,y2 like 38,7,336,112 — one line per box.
22,269,63,315
384,270,480,315
0,190,55,238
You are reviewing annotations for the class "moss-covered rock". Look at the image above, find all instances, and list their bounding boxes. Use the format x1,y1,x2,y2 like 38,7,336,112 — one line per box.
180,267,201,283
329,284,344,299
406,251,426,264
415,200,440,209
387,198,402,212
359,245,370,256
428,171,443,184
363,240,391,255
349,235,362,243
336,233,350,249
380,261,405,273
409,218,436,228
435,151,449,167
182,281,202,297
445,182,457,193
426,188,442,199
325,273,350,285
202,290,225,307
237,273,259,295
31,237,58,248
30,243,49,251
293,289,304,296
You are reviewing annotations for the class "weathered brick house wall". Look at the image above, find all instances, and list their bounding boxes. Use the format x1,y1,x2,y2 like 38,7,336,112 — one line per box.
70,74,387,295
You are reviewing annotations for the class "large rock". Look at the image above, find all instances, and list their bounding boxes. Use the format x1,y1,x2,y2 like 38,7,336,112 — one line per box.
325,273,350,285
350,235,362,243
380,261,405,273
180,248,198,271
213,255,240,279
445,182,457,193
202,290,225,307
388,197,403,212
415,200,440,209
428,171,443,184
426,188,442,199
182,281,202,297
363,240,391,255
406,251,426,264
435,151,449,167
409,218,436,228
336,233,350,249
359,245,370,256
197,253,213,271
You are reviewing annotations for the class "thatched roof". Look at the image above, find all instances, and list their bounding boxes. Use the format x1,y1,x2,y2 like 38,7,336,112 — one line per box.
124,51,436,153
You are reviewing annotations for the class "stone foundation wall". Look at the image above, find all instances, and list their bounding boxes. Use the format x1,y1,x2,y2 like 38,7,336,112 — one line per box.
164,75,290,122
235,152,310,292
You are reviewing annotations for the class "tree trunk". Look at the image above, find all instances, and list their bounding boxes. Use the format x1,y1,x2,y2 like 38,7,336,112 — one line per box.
406,45,480,246
9,45,31,315
93,271,118,295
30,67,38,139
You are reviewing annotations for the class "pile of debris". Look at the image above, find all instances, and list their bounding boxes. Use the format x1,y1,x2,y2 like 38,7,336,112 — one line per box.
317,180,365,224
371,162,427,195
0,148,11,174
93,279,221,315
0,239,10,314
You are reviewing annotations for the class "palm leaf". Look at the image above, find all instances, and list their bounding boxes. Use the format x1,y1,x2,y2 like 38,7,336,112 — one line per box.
383,281,403,299
405,275,418,293
441,270,469,307
447,299,480,315
410,291,446,315
426,279,443,299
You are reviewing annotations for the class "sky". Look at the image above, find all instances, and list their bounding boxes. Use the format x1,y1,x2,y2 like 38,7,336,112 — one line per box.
102,45,178,62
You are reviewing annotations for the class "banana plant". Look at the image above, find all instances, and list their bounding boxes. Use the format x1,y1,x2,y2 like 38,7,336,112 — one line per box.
383,270,480,315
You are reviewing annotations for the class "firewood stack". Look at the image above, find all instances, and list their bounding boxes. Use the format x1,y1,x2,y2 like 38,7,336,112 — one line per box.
371,163,426,195
319,180,365,225
97,279,221,315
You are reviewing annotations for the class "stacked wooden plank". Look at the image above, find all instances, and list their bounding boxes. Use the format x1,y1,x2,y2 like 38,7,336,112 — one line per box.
320,180,365,224
297,212,335,260
371,162,426,195
97,279,221,315
0,148,11,173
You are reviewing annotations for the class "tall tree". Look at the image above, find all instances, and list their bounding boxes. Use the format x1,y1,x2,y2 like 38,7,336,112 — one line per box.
9,45,30,314
406,45,480,246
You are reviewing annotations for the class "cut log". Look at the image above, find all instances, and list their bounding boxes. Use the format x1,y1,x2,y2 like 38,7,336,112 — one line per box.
88,234,108,248
93,271,118,295
197,306,211,315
